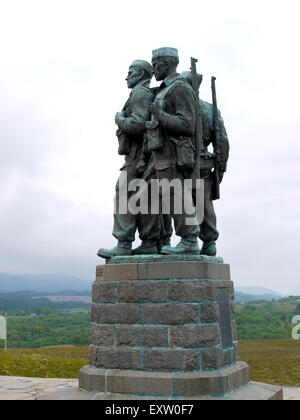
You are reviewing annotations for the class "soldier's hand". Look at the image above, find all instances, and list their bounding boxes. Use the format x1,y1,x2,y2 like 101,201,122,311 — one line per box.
151,100,166,119
136,158,146,175
150,101,161,119
115,112,124,125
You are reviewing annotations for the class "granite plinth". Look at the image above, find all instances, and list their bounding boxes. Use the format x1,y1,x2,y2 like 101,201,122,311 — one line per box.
78,257,282,399
90,258,235,373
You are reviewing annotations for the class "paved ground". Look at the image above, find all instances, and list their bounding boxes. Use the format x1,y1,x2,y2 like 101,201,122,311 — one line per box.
283,387,300,400
0,375,299,400
0,375,78,400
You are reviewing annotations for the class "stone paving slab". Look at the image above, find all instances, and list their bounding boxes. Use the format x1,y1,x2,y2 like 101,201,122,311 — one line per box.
0,375,297,400
283,387,300,400
0,375,77,400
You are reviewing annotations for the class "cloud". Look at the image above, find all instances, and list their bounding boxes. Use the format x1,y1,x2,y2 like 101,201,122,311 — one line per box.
0,96,53,176
0,175,115,278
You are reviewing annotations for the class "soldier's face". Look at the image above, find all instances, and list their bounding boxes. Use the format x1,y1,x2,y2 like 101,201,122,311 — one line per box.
126,67,142,88
152,58,168,81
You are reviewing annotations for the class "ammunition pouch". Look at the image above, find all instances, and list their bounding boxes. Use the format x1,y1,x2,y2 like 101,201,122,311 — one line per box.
200,150,215,172
146,120,164,151
169,136,195,170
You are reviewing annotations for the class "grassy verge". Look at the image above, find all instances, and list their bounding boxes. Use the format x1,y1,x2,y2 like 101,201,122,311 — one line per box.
239,339,300,386
0,345,88,378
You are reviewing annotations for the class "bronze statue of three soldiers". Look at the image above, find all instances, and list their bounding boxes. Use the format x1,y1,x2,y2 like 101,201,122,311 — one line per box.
98,47,229,259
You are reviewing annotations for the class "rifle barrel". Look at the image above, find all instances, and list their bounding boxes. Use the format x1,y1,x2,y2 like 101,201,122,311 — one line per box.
190,57,202,183
211,76,221,200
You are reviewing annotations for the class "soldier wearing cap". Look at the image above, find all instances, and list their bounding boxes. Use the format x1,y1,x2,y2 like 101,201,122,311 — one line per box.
98,60,160,258
181,71,229,256
148,47,200,254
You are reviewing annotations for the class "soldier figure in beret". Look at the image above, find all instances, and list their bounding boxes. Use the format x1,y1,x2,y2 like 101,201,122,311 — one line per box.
98,60,160,258
148,47,200,254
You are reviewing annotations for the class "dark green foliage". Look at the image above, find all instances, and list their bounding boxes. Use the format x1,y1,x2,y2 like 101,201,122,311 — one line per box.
0,291,91,348
235,298,300,340
3,311,90,348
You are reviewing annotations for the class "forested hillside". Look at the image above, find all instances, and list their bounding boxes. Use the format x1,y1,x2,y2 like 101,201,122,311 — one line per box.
236,297,300,339
0,293,300,348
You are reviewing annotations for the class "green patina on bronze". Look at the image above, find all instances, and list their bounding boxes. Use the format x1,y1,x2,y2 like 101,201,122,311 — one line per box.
105,254,224,265
97,47,229,260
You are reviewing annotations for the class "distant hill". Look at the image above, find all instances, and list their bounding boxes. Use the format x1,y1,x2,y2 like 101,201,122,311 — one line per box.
235,291,279,302
236,286,281,296
0,290,91,314
0,273,92,293
235,286,283,302
0,273,286,302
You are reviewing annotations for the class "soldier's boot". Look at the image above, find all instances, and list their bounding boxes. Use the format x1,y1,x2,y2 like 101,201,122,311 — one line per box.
97,241,132,259
132,240,158,255
157,238,171,254
160,237,199,255
200,242,217,257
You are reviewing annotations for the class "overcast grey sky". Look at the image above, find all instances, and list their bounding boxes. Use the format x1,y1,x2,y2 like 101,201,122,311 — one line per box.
0,0,300,294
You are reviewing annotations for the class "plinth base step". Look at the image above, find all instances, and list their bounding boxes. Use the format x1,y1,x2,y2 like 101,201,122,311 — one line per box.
36,381,283,400
79,362,250,397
